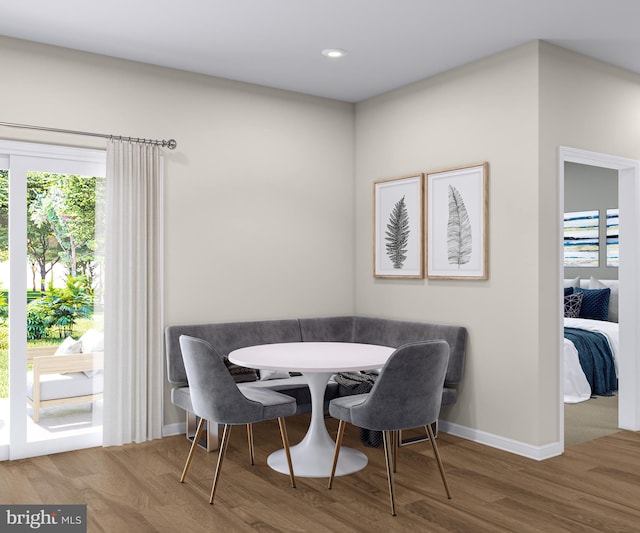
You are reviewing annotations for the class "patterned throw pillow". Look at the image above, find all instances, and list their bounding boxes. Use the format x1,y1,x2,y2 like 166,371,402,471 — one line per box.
590,277,618,322
223,355,258,383
574,287,611,321
564,292,584,318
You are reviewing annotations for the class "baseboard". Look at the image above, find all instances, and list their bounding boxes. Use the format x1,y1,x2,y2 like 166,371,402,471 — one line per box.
439,420,563,461
162,421,185,437
162,418,563,461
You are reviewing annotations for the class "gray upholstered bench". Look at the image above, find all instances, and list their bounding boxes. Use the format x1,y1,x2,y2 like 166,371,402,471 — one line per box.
165,316,467,450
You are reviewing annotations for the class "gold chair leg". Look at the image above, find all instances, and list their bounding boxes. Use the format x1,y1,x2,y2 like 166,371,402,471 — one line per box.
399,422,437,446
327,420,346,489
382,430,396,516
247,423,255,465
181,417,206,483
277,417,296,488
426,424,451,499
392,430,398,473
210,424,232,505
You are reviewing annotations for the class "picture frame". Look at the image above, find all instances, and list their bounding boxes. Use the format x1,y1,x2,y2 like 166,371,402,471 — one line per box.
563,210,599,267
426,163,488,279
374,174,424,278
606,208,619,267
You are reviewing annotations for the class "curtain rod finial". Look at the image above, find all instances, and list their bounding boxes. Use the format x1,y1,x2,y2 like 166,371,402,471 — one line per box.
166,139,177,150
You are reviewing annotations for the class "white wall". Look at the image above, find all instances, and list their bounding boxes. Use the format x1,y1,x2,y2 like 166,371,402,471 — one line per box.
564,162,618,280
355,42,640,451
0,37,356,427
5,35,639,451
540,42,640,437
355,43,544,445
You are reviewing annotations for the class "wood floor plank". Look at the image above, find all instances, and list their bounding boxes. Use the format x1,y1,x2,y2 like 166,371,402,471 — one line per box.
1,416,640,532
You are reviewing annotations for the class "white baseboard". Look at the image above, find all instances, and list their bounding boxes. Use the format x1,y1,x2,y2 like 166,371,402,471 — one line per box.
439,420,563,461
162,421,186,438
161,418,563,461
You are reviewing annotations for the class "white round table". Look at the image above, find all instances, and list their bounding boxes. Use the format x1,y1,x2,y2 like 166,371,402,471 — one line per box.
229,342,394,478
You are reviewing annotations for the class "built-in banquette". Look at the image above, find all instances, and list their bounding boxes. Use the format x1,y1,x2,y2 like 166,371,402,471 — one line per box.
165,316,467,449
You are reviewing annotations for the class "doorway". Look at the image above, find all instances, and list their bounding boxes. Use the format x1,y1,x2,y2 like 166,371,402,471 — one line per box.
563,162,618,446
0,140,106,460
559,146,640,450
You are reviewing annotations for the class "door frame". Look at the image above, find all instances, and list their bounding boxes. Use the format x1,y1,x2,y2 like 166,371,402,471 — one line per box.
558,146,640,449
0,139,106,460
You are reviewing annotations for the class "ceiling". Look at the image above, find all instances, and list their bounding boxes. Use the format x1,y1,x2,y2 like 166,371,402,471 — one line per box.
1,0,640,102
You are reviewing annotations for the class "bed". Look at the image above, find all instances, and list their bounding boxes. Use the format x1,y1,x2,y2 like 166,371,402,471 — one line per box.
563,277,619,403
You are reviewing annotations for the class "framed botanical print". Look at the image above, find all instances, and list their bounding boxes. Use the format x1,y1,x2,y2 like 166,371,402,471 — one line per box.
426,163,488,279
374,174,424,278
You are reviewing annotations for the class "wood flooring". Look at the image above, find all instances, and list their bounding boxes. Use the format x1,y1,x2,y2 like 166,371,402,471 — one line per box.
1,414,639,532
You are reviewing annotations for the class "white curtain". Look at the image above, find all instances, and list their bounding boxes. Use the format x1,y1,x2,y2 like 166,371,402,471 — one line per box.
103,140,164,445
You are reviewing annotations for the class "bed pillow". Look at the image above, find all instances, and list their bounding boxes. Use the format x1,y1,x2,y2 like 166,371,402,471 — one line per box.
589,277,618,323
564,286,574,297
564,292,584,318
574,287,611,321
564,276,580,288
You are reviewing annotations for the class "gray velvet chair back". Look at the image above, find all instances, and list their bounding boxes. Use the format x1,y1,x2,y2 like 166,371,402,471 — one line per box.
179,335,263,425
351,317,465,386
348,340,449,431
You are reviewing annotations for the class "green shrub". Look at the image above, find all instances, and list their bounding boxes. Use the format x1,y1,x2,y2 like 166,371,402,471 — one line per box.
0,347,6,399
29,276,93,338
0,325,7,398
27,306,48,340
0,325,7,350
0,287,8,323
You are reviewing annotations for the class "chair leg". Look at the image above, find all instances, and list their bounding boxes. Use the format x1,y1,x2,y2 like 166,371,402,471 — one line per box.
382,430,397,516
400,421,438,446
425,424,451,499
181,417,206,483
277,417,296,488
392,430,399,473
210,424,232,505
246,423,255,465
327,420,346,489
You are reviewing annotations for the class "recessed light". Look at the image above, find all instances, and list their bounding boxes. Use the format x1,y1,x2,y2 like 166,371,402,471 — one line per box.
322,48,347,59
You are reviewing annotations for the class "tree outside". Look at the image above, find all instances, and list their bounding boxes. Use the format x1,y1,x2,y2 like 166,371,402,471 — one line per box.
0,170,104,398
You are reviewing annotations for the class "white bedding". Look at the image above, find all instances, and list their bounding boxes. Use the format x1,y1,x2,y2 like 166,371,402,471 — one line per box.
563,317,619,403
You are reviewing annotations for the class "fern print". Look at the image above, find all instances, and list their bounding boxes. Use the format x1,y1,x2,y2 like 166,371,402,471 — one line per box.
447,185,472,266
385,195,410,268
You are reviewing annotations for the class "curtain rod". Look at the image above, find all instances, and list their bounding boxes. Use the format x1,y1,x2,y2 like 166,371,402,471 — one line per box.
0,121,177,149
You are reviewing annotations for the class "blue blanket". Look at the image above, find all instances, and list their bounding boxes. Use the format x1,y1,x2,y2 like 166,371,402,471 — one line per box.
564,327,618,397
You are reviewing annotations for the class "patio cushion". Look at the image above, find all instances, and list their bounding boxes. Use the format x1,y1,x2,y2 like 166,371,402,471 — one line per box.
26,371,104,402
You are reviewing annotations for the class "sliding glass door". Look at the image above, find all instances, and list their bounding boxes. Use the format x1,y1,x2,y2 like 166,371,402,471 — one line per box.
0,140,105,460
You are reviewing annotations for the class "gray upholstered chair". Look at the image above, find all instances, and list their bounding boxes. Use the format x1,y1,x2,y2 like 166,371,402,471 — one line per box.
178,335,297,504
327,340,451,516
